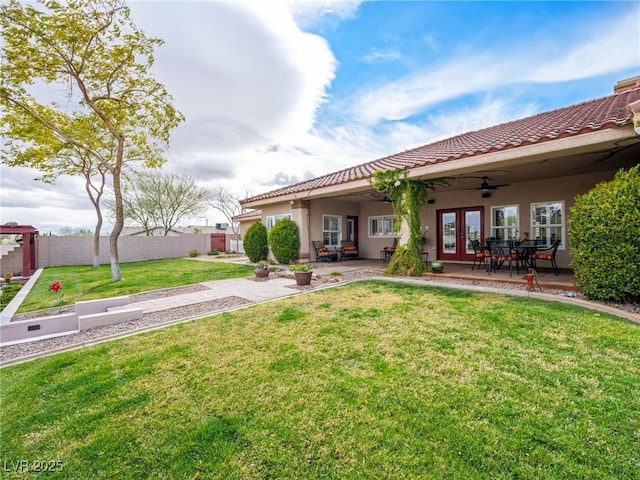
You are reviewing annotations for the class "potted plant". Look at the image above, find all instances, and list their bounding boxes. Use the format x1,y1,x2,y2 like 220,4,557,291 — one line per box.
289,262,313,286
430,261,444,274
255,260,270,279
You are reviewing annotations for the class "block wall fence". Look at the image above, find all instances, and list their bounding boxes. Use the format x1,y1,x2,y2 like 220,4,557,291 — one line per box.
37,234,212,268
0,235,216,275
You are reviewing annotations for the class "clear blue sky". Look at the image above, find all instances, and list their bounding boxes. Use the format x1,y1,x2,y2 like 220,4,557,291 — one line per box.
2,0,638,234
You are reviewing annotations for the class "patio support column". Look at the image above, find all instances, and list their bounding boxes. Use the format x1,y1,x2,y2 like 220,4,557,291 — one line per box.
290,200,310,260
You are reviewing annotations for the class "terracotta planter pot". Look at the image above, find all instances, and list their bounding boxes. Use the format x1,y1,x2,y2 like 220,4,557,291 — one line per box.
255,266,269,279
294,271,312,286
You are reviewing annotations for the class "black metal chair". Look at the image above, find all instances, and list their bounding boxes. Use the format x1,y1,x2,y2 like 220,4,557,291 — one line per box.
486,239,519,276
470,239,490,271
532,240,561,275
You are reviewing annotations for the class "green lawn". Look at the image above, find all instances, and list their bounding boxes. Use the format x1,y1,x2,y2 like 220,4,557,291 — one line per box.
16,259,254,313
2,281,638,479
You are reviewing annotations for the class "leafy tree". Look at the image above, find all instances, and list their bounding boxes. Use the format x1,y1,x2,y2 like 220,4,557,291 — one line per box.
58,226,93,236
268,217,300,264
244,221,268,263
569,166,640,302
119,172,212,236
0,0,184,281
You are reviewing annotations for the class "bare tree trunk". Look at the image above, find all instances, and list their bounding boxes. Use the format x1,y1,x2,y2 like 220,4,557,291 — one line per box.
93,213,102,269
84,165,106,269
110,144,124,281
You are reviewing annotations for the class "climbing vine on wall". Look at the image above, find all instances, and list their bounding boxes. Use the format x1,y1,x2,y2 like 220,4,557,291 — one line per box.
370,169,450,276
370,169,427,276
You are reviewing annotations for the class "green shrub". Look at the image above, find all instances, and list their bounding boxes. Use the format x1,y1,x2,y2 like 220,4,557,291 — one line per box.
208,249,220,256
244,221,269,263
386,245,426,276
568,165,640,302
188,249,200,257
268,217,300,264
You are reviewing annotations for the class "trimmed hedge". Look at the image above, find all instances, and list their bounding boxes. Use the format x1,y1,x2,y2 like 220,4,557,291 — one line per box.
243,221,268,263
568,166,640,302
268,217,300,264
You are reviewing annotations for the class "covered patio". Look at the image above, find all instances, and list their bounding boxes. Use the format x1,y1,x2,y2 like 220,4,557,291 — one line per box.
311,258,577,292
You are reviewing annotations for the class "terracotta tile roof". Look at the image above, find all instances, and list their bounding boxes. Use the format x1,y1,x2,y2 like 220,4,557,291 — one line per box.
242,88,640,204
232,209,262,222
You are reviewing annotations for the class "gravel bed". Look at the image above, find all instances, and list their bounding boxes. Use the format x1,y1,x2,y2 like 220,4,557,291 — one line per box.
10,284,210,322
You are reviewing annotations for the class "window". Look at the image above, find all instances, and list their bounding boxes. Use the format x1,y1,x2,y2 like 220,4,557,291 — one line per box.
531,202,564,247
266,214,291,231
491,205,518,241
369,215,398,237
322,215,341,246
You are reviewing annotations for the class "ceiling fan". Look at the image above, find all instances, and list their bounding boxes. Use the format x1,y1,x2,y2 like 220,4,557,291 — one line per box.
467,176,510,193
371,192,393,203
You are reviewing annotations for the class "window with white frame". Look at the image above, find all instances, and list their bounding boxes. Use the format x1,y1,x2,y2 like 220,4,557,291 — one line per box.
266,214,291,231
322,215,341,246
491,205,518,241
531,201,564,247
369,215,398,237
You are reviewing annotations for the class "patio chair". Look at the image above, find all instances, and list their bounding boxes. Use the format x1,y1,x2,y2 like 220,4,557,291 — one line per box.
340,240,359,260
532,240,561,275
380,238,398,261
470,239,490,271
486,239,519,276
312,240,338,262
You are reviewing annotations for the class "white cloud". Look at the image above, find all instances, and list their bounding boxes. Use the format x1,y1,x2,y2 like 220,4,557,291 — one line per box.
530,13,640,83
289,0,362,29
0,166,102,232
348,11,639,125
361,48,403,64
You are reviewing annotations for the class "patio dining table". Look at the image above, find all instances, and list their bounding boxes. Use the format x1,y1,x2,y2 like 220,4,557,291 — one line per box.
508,240,553,270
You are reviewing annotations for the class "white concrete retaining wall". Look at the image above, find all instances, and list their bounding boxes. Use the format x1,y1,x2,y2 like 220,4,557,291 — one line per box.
0,295,143,346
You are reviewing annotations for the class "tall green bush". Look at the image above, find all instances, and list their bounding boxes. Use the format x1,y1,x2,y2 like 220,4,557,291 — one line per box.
268,217,300,264
243,221,268,263
568,165,640,302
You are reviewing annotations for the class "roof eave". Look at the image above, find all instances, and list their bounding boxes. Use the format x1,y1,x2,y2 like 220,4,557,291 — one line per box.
242,125,636,209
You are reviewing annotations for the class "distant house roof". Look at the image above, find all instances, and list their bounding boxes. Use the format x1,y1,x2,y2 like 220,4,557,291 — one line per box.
232,210,262,222
242,87,640,205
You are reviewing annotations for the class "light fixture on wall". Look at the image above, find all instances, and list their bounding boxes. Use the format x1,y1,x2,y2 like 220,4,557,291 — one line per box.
289,200,295,205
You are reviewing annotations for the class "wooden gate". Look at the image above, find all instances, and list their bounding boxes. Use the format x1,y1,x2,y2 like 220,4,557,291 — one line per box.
210,234,226,252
